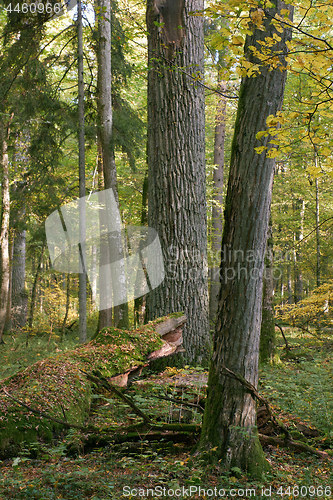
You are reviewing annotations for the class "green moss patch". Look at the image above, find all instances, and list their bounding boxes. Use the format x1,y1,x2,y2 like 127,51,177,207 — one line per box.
0,317,168,458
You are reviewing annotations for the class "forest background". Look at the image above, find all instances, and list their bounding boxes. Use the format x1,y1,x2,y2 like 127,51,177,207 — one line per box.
0,0,332,496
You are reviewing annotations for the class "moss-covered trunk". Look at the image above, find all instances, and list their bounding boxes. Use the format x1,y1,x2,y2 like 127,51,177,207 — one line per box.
199,2,293,477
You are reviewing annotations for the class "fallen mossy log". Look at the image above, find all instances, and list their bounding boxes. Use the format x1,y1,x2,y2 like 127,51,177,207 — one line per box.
63,422,329,460
71,367,330,461
258,434,329,459
0,314,185,458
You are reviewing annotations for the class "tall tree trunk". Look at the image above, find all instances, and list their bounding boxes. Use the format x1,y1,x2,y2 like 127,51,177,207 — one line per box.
293,198,304,302
61,274,71,339
286,250,293,303
90,244,98,305
0,120,12,342
95,136,113,330
279,253,284,303
96,0,128,330
28,244,45,328
209,74,226,326
315,176,320,287
260,218,275,362
77,0,87,343
199,2,293,476
146,0,209,364
11,228,28,329
134,171,148,326
10,135,29,330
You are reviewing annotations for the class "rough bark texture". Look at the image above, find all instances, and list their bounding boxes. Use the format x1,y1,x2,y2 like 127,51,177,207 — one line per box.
146,0,209,364
11,229,28,329
209,76,226,326
96,0,128,330
199,2,293,477
260,219,275,363
0,125,11,342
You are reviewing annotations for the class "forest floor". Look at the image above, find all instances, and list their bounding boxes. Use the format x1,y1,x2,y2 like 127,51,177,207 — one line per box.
0,328,332,499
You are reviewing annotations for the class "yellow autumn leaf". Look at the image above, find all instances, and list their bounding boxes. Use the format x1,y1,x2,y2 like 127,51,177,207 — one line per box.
250,8,265,27
256,130,267,140
232,35,244,46
266,148,279,158
321,147,331,156
220,27,230,37
280,8,290,16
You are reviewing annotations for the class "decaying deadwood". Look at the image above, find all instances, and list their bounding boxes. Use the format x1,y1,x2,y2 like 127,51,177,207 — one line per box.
154,314,186,337
150,393,204,413
275,323,290,351
82,370,152,424
259,434,329,459
0,314,187,458
2,388,94,432
109,314,186,387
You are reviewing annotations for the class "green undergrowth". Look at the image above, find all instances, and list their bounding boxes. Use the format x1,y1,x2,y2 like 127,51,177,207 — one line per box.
0,326,332,498
89,366,207,433
0,313,98,381
0,445,331,499
0,318,167,458
259,331,333,440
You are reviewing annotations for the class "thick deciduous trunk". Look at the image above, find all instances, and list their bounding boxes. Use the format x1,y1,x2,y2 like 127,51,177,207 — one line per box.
199,2,292,476
146,0,209,364
96,0,128,330
209,76,226,326
0,125,11,342
10,137,29,330
260,219,275,363
11,228,28,329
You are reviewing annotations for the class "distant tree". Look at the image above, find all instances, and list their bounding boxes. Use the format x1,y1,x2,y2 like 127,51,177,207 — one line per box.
0,118,11,342
95,0,129,330
146,0,210,364
0,11,73,337
199,1,293,476
260,219,276,363
77,0,87,343
209,55,227,326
